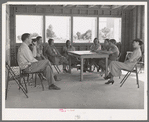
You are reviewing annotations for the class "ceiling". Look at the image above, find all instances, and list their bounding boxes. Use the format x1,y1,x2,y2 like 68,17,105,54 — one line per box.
47,5,137,10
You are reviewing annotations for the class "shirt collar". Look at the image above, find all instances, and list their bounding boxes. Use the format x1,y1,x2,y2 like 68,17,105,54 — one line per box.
22,42,29,47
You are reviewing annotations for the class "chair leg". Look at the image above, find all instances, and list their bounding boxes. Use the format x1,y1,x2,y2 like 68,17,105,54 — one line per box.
120,72,130,84
23,77,28,93
18,82,28,98
136,67,139,88
27,74,30,86
35,73,37,87
38,74,44,91
54,65,59,74
120,72,131,87
57,66,61,72
13,77,28,98
5,71,9,100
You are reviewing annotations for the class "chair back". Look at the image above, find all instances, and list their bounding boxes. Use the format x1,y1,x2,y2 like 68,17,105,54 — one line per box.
117,52,121,61
130,56,142,71
6,62,18,79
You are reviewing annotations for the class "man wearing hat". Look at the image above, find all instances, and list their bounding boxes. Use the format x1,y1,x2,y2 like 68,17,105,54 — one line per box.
103,38,143,85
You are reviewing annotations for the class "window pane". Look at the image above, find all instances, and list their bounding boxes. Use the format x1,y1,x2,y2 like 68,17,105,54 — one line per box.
16,15,43,43
45,16,71,43
73,17,97,43
99,17,121,43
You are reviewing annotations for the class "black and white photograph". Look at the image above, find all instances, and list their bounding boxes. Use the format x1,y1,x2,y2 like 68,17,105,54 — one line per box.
2,1,148,120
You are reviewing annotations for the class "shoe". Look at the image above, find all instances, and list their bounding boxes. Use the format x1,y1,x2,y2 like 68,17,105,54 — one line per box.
54,75,61,81
49,84,61,90
104,75,111,80
105,80,114,84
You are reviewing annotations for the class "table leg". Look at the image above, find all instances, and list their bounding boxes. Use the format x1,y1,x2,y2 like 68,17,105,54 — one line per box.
105,57,108,77
80,58,83,81
68,56,71,73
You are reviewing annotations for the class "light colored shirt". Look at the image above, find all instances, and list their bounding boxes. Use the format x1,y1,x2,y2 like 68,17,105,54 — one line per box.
129,47,142,62
90,44,101,52
108,44,119,60
17,42,38,69
125,47,142,64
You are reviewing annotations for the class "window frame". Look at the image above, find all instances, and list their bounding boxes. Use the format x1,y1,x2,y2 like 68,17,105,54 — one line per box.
15,13,122,44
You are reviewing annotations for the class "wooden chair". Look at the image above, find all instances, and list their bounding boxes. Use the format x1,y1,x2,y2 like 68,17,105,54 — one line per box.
5,62,28,100
120,57,142,88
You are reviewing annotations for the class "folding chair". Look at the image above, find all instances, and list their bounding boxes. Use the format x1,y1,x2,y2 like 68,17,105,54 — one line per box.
52,63,61,74
120,57,142,88
47,58,61,74
137,54,144,73
21,70,45,91
5,62,28,100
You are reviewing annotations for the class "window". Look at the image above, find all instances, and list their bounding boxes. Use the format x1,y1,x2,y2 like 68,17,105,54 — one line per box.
16,15,43,43
45,16,71,43
99,17,121,43
73,17,97,43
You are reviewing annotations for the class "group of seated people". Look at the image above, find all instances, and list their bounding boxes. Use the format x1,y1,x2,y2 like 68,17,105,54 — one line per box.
84,38,120,73
17,33,143,90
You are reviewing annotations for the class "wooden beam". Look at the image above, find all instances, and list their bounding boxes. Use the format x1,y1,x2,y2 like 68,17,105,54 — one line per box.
101,5,111,9
101,5,105,8
63,5,75,7
131,5,136,10
123,5,129,9
88,5,96,8
112,5,123,9
76,5,86,8
63,5,67,7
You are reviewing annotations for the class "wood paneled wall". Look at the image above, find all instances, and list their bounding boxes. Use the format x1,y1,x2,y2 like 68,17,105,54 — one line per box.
120,5,144,61
8,5,144,66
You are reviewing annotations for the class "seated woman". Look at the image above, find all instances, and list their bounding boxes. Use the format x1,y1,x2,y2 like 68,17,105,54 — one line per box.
101,39,110,51
84,38,101,72
45,39,69,73
62,40,79,67
97,39,119,74
104,38,143,84
90,38,101,52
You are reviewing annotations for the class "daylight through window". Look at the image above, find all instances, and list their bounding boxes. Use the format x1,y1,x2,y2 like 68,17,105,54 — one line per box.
16,15,43,43
73,17,97,43
45,16,71,43
99,17,121,43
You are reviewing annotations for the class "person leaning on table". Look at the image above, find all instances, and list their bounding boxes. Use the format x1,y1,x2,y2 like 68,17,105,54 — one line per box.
96,39,119,73
62,40,79,67
104,38,143,85
83,38,101,72
17,33,61,90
